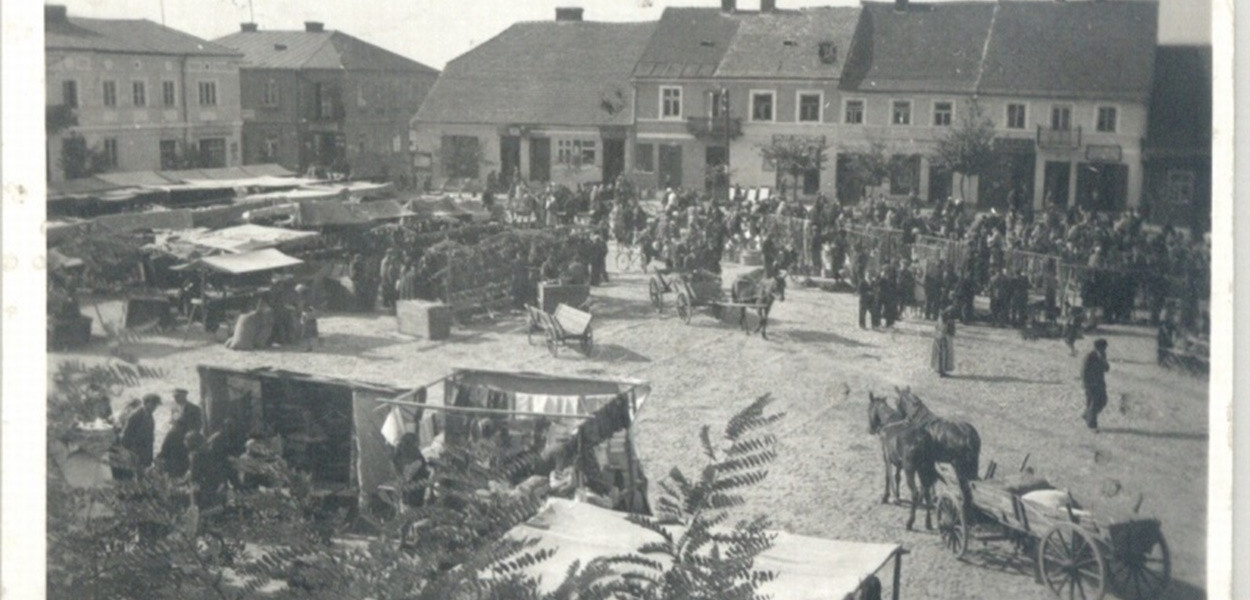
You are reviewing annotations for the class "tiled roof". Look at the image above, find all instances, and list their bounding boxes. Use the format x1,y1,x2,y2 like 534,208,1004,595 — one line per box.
716,7,861,79
633,8,739,79
46,17,240,56
977,1,1157,102
413,21,656,127
214,30,437,73
842,2,995,94
1145,46,1211,153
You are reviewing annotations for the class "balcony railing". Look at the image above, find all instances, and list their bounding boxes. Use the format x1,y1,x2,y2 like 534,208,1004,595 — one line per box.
686,116,743,140
1036,125,1082,150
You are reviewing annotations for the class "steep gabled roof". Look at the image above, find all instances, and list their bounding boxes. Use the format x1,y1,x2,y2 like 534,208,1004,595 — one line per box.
214,29,437,73
978,1,1157,102
716,7,862,79
46,17,240,56
842,2,994,94
1145,46,1212,154
633,8,739,79
413,20,656,127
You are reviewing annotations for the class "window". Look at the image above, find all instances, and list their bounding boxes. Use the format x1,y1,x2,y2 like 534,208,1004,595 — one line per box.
132,81,146,107
636,143,655,173
316,83,337,119
708,90,726,118
751,91,774,122
798,92,822,123
556,139,596,166
933,101,953,126
844,99,864,124
661,86,682,119
1051,105,1072,130
1006,103,1027,129
263,80,280,107
62,80,78,108
198,138,226,167
102,80,117,107
159,140,179,169
1096,106,1117,133
891,100,911,125
1166,170,1195,204
101,138,118,169
198,81,217,106
162,81,176,106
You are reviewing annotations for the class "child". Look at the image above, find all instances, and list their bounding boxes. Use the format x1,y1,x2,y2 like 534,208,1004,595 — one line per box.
1063,303,1085,356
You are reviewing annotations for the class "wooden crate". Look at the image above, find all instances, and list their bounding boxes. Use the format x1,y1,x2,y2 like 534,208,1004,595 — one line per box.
397,300,452,340
539,283,590,313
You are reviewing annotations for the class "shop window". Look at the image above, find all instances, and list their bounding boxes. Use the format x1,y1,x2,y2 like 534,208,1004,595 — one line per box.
891,100,911,126
636,143,655,173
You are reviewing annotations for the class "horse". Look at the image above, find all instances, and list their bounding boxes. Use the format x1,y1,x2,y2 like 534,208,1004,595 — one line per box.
730,273,779,339
867,393,941,530
895,387,982,496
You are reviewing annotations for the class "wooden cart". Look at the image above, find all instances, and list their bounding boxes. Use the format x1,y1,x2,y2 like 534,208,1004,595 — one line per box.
525,303,594,357
935,460,1170,600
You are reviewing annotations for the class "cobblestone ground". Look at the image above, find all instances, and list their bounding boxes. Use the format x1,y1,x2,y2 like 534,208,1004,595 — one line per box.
55,247,1208,599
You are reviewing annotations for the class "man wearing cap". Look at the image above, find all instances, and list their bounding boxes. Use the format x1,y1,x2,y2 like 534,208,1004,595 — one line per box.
1081,339,1111,432
172,388,203,434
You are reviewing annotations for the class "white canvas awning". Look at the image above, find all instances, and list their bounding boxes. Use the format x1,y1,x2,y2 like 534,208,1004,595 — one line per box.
505,499,903,600
181,248,303,275
180,224,319,254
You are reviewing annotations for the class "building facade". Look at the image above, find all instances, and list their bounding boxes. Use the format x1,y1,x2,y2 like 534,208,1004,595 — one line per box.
215,22,438,180
411,9,654,190
1141,46,1212,231
44,4,244,182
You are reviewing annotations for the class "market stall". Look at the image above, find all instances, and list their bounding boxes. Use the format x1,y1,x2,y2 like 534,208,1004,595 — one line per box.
503,498,907,600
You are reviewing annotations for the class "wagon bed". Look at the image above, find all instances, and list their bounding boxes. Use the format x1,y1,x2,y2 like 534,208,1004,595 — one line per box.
936,462,1170,600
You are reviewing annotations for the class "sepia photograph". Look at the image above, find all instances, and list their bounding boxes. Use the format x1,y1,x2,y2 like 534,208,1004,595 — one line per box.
6,0,1232,597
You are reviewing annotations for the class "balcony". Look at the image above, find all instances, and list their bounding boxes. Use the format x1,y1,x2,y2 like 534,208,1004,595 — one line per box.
1036,125,1082,150
686,116,743,140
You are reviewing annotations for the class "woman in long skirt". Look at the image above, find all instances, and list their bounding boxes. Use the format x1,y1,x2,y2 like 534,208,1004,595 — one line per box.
931,302,956,377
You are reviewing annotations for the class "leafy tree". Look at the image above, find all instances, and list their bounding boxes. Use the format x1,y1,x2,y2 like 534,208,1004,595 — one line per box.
930,100,997,201
759,137,828,201
59,133,111,180
47,104,79,136
840,141,892,201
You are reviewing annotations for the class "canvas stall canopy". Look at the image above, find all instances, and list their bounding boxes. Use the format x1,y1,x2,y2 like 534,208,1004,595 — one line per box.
504,499,907,600
197,365,414,507
177,248,303,275
93,208,196,233
179,224,319,254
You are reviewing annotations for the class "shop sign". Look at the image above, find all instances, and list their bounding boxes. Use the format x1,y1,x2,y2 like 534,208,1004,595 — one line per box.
1086,144,1122,163
993,137,1035,153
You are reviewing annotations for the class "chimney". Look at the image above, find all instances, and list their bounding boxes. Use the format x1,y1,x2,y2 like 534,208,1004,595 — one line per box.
240,22,258,32
45,4,68,22
721,0,736,13
894,0,908,11
304,21,325,32
761,0,776,12
555,7,584,21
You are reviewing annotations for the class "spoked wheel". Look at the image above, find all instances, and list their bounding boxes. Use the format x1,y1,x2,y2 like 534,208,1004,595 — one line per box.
676,293,692,324
1109,532,1170,600
580,327,594,355
615,250,631,272
936,494,968,559
1038,523,1106,600
649,277,663,312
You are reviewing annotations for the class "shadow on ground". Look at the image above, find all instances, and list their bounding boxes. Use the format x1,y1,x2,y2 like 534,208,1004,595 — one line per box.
1097,427,1208,442
777,328,877,348
952,373,1064,385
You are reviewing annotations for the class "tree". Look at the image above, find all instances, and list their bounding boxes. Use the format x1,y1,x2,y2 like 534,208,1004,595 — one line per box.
47,104,79,136
930,100,997,202
840,141,892,201
59,133,111,180
759,137,828,201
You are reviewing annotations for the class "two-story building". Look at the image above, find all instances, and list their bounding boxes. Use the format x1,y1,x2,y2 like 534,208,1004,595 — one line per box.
1141,45,1211,231
411,8,655,189
45,4,244,182
837,0,1157,210
215,22,439,180
631,2,861,196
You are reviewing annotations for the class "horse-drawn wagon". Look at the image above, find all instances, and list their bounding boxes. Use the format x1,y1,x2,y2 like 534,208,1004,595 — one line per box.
650,268,777,338
935,458,1170,600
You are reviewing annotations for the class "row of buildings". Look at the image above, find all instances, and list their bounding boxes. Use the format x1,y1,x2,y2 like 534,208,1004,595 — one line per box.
44,4,438,183
411,0,1211,224
43,1,1211,224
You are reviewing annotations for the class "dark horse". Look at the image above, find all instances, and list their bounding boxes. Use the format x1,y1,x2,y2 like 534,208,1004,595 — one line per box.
895,387,982,497
730,273,778,339
867,393,941,530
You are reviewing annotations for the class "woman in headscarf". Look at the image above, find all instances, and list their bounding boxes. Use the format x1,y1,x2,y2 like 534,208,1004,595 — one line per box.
930,295,957,378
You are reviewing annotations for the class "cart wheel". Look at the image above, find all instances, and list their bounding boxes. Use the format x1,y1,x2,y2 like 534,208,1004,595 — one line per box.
676,293,692,324
527,323,538,346
1110,531,1170,600
580,327,594,355
649,277,663,312
936,494,968,559
1039,523,1106,600
546,337,559,357
615,250,630,272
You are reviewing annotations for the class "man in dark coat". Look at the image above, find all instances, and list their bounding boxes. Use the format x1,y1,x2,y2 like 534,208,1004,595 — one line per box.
1081,339,1111,432
172,388,203,433
117,393,160,479
185,431,237,511
876,267,897,328
857,274,875,329
923,263,943,320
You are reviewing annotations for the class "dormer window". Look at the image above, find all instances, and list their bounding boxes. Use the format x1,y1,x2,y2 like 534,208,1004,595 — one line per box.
819,42,838,64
